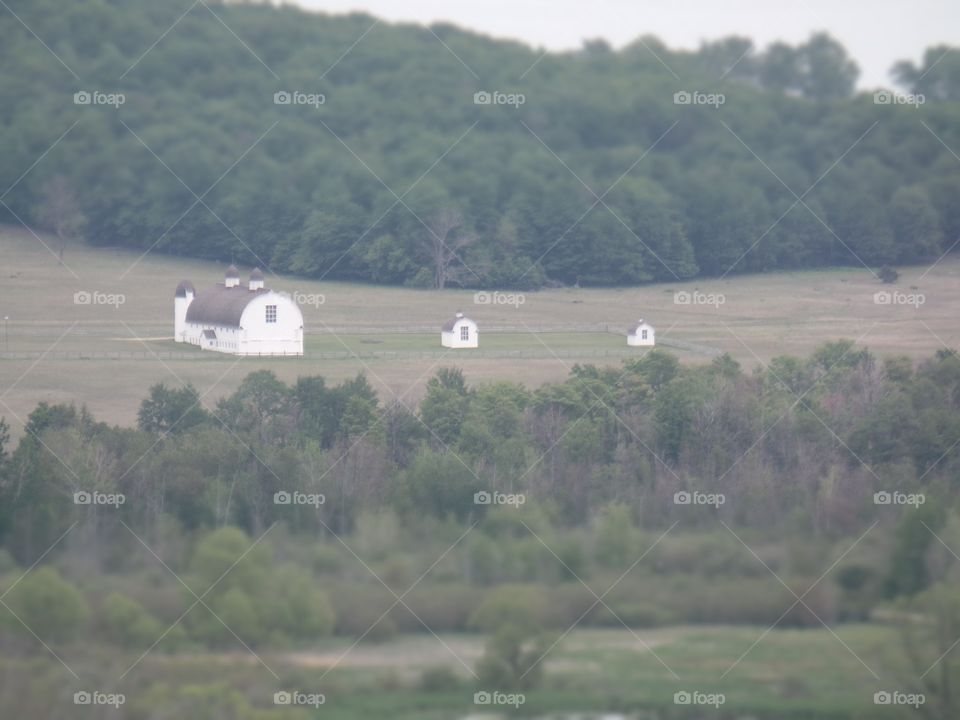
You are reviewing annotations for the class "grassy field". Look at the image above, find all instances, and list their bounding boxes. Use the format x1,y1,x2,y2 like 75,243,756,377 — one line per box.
9,624,902,719
1,225,957,432
113,624,900,719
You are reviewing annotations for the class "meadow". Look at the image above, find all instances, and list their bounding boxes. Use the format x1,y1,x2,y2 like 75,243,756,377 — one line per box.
1,224,957,434
3,624,904,719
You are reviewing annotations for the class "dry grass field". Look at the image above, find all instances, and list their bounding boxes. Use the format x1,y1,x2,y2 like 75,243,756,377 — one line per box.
1,225,957,433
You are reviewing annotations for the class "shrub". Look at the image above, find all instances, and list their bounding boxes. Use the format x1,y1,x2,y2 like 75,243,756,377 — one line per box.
469,584,548,632
4,566,88,642
100,592,164,649
418,665,462,692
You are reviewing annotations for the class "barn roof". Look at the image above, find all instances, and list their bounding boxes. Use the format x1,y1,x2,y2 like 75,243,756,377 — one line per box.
441,312,473,332
628,318,653,335
185,285,269,327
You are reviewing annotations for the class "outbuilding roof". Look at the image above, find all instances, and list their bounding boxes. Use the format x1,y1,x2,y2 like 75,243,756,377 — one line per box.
628,318,653,335
185,285,270,328
441,311,474,332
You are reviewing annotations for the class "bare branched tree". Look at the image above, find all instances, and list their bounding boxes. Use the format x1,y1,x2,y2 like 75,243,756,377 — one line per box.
36,175,86,262
419,208,477,289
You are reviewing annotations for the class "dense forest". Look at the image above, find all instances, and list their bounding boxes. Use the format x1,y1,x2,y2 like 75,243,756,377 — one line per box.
2,0,959,287
3,345,960,716
2,345,960,630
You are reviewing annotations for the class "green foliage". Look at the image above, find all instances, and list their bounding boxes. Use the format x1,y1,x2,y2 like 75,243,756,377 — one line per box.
138,383,209,435
475,622,550,691
4,566,88,642
469,584,547,632
1,1,956,285
100,592,164,649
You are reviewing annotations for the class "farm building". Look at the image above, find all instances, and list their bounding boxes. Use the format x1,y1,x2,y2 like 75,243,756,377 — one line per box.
441,311,478,349
174,266,304,356
627,319,655,347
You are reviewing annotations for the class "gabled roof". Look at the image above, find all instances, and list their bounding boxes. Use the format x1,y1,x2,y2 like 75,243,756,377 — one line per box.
186,285,270,327
250,267,264,280
442,312,474,332
225,264,240,279
628,318,653,335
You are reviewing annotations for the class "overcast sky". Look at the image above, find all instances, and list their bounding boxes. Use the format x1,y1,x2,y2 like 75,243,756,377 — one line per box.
287,0,957,88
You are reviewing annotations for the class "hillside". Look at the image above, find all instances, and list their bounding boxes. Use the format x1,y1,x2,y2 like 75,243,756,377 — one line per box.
1,0,958,288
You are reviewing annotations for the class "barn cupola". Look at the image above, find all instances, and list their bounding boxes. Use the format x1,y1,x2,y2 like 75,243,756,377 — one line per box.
249,267,264,290
225,264,240,288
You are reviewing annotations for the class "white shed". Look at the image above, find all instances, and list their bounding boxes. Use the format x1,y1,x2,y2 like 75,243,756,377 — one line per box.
441,311,478,349
627,318,655,347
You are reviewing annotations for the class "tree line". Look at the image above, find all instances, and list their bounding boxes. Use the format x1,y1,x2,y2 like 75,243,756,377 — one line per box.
1,0,959,287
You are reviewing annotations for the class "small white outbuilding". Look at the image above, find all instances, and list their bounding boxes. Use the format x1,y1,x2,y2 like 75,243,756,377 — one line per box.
627,318,655,347
441,311,478,349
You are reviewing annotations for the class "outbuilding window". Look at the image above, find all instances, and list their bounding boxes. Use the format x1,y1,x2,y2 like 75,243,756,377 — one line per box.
460,326,469,341
265,305,277,323
642,329,648,340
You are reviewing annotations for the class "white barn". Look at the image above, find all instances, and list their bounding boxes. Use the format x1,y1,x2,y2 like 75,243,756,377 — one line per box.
174,266,304,356
441,311,478,349
627,318,655,347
